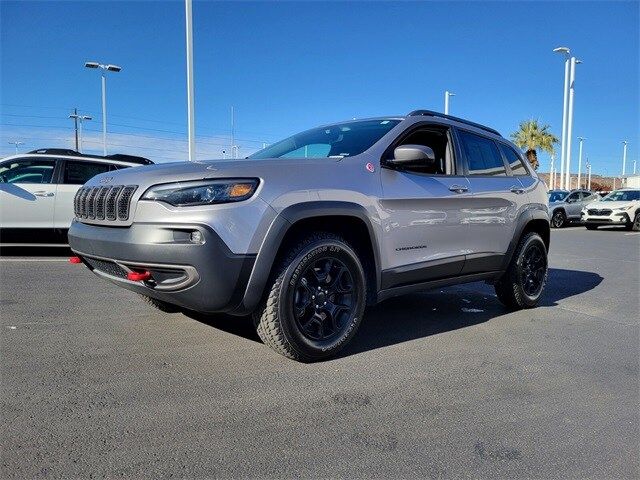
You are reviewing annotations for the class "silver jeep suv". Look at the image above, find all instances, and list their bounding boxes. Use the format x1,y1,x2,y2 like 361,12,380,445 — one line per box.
69,110,550,361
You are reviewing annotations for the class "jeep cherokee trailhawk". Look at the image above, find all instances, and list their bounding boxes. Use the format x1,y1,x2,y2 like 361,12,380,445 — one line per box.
69,110,550,361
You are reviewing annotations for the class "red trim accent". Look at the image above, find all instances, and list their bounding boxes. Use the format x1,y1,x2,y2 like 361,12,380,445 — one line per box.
127,270,152,282
69,256,82,264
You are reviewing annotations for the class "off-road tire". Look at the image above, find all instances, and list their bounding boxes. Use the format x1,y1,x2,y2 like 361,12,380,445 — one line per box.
495,232,548,310
138,294,181,313
585,224,598,230
253,232,366,362
551,210,566,228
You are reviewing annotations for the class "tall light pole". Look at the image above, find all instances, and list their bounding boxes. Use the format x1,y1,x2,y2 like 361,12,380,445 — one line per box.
85,61,121,156
185,0,196,161
553,47,571,189
8,141,24,154
577,137,585,189
230,106,236,159
622,140,628,176
633,159,637,175
69,113,92,153
444,91,455,115
564,57,581,190
549,153,555,190
586,159,592,190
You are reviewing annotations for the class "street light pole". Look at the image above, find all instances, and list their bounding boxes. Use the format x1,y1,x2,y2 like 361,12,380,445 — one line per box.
577,137,585,189
549,154,555,190
586,160,591,190
444,91,455,115
564,57,579,190
85,61,121,156
185,0,196,162
8,141,24,154
554,47,571,190
622,140,628,176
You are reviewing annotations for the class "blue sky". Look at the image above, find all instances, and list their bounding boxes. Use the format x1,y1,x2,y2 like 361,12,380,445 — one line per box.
1,0,638,175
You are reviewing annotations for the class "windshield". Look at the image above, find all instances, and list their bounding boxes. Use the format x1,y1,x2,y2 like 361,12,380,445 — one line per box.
602,190,640,202
249,119,400,159
548,191,568,203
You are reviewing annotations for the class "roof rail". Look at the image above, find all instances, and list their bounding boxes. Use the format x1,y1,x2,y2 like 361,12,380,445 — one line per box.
407,110,501,137
26,148,153,165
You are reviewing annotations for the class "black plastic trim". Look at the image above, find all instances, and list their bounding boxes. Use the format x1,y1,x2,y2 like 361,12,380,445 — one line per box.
380,256,465,289
407,110,502,137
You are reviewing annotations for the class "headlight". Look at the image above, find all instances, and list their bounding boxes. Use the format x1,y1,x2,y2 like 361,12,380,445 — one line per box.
141,178,258,206
613,205,632,211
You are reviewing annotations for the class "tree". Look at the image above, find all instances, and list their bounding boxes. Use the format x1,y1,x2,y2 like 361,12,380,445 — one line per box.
511,119,558,170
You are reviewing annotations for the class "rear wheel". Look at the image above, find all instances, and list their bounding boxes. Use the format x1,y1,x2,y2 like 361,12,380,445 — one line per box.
633,212,640,232
253,232,366,362
585,224,598,230
495,232,548,310
551,210,566,228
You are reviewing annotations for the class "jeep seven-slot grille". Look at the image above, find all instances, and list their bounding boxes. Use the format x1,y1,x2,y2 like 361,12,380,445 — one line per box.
74,185,138,222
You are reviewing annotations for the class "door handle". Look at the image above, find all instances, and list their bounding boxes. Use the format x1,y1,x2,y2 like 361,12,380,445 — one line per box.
510,186,525,194
33,191,55,197
448,185,469,193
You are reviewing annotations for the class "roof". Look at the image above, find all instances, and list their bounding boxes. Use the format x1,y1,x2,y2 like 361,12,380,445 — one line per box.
407,110,501,137
26,148,153,165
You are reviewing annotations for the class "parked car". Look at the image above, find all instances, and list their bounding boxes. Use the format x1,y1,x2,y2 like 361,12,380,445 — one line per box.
581,188,640,231
68,110,550,361
0,149,152,245
548,188,599,228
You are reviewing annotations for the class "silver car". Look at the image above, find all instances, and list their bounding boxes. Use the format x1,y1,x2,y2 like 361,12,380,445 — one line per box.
68,110,550,361
548,189,600,228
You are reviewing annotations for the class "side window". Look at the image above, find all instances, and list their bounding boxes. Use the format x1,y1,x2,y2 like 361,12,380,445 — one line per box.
581,192,595,201
499,144,530,176
0,157,56,184
63,161,111,185
458,131,507,176
393,127,452,175
566,192,581,203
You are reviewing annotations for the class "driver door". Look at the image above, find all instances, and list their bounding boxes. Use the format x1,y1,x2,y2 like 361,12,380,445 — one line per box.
564,191,583,219
0,157,58,230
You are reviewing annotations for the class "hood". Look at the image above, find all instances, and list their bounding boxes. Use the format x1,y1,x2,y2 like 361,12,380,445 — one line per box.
585,200,639,209
85,157,343,190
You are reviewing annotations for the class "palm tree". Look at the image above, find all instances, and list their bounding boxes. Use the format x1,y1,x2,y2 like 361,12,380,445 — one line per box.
511,119,558,170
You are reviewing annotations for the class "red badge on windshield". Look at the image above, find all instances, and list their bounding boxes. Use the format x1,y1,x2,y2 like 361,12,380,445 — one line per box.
366,162,375,173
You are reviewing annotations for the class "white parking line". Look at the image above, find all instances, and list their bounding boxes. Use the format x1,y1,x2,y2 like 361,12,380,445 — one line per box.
624,232,640,236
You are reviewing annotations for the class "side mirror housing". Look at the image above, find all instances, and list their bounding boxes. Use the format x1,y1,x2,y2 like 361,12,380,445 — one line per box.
389,144,436,166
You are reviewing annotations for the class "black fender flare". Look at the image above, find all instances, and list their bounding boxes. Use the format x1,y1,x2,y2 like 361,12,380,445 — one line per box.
500,208,550,271
231,201,382,315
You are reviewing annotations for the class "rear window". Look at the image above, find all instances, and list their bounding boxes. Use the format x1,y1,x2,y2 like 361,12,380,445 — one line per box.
499,144,529,175
459,131,507,176
63,161,111,184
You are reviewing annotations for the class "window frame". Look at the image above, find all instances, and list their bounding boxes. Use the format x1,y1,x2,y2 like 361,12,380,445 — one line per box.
497,142,532,177
380,121,463,177
454,127,510,177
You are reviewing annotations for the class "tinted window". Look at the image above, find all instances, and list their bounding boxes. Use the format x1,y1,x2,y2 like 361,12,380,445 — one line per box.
602,190,640,202
0,158,55,184
566,192,581,203
250,119,400,159
499,144,529,175
63,161,111,184
459,131,506,176
548,191,568,203
395,128,451,175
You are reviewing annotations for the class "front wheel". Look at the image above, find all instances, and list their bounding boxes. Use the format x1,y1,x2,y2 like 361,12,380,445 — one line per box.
551,210,566,228
633,212,640,232
253,232,366,362
495,232,548,310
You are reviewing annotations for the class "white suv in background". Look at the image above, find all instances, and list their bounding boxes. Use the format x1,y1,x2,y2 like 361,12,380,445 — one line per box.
581,188,640,231
0,149,153,245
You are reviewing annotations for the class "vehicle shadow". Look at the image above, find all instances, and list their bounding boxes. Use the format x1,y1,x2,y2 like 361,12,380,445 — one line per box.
185,267,603,357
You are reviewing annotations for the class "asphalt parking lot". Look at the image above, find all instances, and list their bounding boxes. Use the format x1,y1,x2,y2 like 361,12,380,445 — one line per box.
1,227,638,479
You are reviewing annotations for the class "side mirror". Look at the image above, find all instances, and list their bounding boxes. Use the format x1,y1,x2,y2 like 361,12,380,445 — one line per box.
389,144,436,166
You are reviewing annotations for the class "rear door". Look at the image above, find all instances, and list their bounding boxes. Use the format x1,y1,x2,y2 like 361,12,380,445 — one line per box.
456,129,528,273
54,160,115,228
563,191,583,219
0,157,57,229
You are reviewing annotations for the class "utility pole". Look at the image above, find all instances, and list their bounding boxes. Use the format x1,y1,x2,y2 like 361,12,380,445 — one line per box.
71,108,79,150
185,0,196,161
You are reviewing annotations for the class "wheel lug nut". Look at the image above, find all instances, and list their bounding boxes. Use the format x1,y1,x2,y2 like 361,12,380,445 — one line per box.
312,295,315,299
323,301,327,305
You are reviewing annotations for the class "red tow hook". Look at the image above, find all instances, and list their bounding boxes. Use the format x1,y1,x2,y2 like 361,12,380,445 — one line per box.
69,256,82,264
127,270,152,282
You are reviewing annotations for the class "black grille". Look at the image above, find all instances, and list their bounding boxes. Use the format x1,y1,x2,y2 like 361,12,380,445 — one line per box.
84,257,128,278
74,185,137,222
588,209,612,216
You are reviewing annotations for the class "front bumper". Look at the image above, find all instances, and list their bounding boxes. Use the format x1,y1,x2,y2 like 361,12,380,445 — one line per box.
68,220,255,313
581,211,631,226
